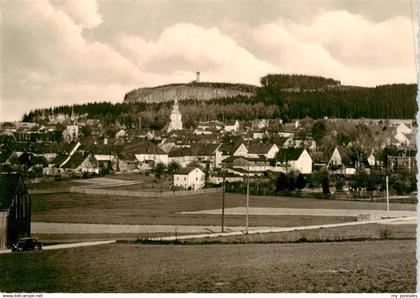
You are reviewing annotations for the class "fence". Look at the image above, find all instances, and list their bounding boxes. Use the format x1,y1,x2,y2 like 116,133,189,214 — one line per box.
69,186,222,197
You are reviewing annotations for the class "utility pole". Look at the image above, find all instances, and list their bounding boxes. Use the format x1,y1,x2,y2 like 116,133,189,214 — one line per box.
246,167,250,234
386,175,389,214
221,169,225,233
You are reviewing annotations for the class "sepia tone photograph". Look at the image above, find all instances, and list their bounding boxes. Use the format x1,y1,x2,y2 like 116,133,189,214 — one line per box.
0,0,418,294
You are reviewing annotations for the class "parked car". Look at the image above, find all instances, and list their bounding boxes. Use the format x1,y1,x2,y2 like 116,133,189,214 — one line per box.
11,237,42,252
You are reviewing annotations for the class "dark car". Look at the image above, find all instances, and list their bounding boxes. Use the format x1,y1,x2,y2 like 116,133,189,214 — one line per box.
11,237,42,252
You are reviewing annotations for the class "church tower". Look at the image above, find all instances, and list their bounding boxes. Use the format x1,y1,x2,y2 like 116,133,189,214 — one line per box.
168,98,183,132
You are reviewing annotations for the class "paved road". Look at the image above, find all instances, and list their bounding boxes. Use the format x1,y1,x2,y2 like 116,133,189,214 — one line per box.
32,222,266,234
181,207,416,218
0,240,116,254
1,216,415,254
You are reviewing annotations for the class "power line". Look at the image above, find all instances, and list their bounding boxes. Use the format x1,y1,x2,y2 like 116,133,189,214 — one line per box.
409,0,419,75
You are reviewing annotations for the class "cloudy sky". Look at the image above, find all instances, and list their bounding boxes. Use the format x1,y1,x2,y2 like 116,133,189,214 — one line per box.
1,0,418,121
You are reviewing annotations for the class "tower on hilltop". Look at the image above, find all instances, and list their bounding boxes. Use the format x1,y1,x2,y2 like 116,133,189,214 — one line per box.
196,71,200,83
167,97,183,132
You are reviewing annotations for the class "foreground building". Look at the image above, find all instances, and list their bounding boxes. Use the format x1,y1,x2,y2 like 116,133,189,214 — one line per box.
0,173,31,249
173,167,205,190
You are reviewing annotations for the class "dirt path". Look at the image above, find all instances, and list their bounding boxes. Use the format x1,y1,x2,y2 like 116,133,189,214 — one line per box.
181,207,416,218
152,216,417,241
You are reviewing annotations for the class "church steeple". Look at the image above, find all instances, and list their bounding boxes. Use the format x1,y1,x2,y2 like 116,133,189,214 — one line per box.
168,97,183,132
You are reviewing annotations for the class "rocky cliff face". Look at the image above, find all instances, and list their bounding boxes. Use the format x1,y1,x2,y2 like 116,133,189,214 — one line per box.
124,83,257,103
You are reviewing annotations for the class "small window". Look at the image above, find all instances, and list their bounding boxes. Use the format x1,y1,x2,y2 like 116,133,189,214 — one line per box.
184,177,186,181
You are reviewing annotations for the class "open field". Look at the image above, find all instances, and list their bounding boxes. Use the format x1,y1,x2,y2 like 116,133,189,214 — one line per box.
0,239,415,292
175,223,416,244
31,191,415,225
26,180,86,190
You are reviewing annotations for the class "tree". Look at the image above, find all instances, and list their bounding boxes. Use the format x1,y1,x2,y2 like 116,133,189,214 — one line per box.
296,173,306,190
81,126,92,137
168,161,179,175
349,170,369,191
335,175,345,192
311,121,327,143
276,173,288,192
322,175,330,194
287,172,296,191
154,162,166,181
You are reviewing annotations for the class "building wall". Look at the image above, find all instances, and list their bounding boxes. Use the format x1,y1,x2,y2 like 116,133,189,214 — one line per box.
0,212,7,249
233,144,248,157
169,156,195,168
75,155,99,174
329,148,342,166
174,168,205,190
266,145,279,159
295,150,313,174
135,154,169,165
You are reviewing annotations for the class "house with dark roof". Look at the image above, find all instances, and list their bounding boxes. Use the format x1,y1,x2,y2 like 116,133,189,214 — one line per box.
61,151,98,174
246,143,279,159
123,140,168,165
169,143,221,169
327,146,358,175
276,148,312,174
117,152,139,173
215,141,248,169
0,173,31,249
222,155,270,173
168,147,194,168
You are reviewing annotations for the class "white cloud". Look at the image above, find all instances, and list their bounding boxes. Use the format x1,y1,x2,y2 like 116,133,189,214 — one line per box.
60,0,103,29
117,23,278,85
223,10,417,86
1,0,145,120
1,1,417,121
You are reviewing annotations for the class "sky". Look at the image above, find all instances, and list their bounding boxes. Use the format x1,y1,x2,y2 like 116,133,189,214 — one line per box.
1,0,418,121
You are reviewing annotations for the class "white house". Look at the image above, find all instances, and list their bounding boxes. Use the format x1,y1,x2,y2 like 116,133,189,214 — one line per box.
224,120,239,132
327,146,356,175
173,167,205,190
276,148,312,174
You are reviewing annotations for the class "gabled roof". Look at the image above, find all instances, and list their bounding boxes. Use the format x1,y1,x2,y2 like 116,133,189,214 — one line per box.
0,150,12,163
51,154,68,166
247,143,277,155
118,152,136,160
57,141,80,155
219,142,244,155
222,155,267,163
63,152,89,169
168,147,192,157
190,143,220,156
123,140,167,155
175,167,204,175
225,120,238,126
276,148,305,161
334,146,359,167
0,173,27,210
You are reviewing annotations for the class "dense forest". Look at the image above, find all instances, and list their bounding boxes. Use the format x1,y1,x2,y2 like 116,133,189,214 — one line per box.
260,74,341,90
22,74,417,128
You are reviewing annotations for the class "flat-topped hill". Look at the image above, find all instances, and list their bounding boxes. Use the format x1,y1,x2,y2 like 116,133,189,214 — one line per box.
124,82,258,103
